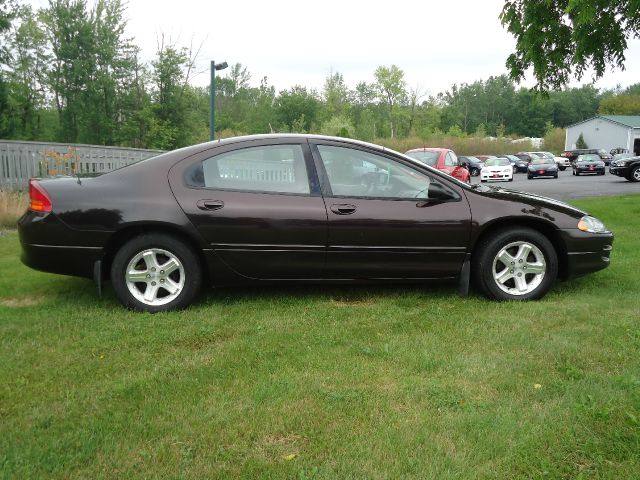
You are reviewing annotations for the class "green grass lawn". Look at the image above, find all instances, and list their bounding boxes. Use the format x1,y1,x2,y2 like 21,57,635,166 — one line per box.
1,195,639,479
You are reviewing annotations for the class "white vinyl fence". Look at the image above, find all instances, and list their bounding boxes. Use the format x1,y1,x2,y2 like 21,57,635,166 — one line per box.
0,140,164,191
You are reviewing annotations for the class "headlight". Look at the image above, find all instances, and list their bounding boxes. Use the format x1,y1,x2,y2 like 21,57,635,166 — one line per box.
615,161,627,166
578,215,607,233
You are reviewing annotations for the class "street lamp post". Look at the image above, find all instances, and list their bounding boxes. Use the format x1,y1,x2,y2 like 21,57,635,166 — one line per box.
210,60,228,141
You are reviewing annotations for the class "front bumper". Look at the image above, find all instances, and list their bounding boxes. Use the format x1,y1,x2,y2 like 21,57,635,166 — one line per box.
481,172,512,181
558,228,613,279
575,166,605,174
528,169,558,177
609,166,631,177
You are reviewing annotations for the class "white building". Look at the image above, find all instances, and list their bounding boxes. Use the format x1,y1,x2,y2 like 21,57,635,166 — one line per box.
565,115,640,155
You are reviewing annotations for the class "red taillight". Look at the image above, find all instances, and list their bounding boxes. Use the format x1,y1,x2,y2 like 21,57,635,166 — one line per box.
29,178,52,213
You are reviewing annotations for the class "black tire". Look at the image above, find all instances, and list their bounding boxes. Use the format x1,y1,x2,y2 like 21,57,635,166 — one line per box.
110,233,203,312
629,165,640,182
527,174,533,179
554,173,558,179
472,227,558,301
472,168,480,177
559,166,566,171
508,177,513,182
481,179,486,183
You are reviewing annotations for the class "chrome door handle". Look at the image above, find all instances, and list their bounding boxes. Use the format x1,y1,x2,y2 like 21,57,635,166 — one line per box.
330,204,357,215
197,199,224,211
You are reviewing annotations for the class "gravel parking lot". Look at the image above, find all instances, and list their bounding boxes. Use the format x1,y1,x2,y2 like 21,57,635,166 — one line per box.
470,168,639,200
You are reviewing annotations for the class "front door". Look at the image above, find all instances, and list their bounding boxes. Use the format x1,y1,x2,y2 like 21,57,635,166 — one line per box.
312,142,472,279
170,140,327,279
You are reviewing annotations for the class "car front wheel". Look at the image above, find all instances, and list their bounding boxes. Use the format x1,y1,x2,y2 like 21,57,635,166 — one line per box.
110,233,203,312
473,228,558,301
629,165,640,182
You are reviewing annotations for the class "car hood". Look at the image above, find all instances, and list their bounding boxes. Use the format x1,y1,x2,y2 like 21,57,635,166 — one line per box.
471,184,586,218
530,164,556,169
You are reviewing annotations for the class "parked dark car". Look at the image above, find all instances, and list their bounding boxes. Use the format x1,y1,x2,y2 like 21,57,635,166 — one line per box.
458,156,484,176
513,152,540,172
527,157,559,179
562,148,612,165
19,134,613,312
572,154,606,176
609,154,640,182
497,155,522,173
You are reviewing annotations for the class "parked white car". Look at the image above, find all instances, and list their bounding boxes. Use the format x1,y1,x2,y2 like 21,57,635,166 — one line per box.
480,157,514,182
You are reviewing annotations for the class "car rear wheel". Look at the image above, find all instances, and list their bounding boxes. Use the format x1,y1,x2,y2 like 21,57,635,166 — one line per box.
110,233,202,312
473,228,558,301
629,166,640,182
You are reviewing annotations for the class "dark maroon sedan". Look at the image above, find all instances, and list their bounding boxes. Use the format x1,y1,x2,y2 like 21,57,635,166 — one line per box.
19,135,613,312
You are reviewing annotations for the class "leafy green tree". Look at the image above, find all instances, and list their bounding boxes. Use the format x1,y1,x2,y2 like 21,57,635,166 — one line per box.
42,0,96,142
81,0,138,145
320,114,355,138
3,5,50,139
274,86,319,133
374,65,407,138
322,70,351,121
542,124,565,153
501,0,640,90
625,83,640,96
144,37,208,148
599,94,640,115
548,85,601,127
576,133,588,149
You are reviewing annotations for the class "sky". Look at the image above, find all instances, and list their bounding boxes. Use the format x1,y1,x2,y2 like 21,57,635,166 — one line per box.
27,0,640,95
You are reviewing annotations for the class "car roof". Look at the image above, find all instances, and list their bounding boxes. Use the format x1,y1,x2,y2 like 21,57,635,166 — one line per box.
405,147,450,153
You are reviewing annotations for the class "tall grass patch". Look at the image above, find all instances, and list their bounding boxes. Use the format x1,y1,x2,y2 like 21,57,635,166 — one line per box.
0,191,27,228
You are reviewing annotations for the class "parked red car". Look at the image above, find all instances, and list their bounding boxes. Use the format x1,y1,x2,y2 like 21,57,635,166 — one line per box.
404,147,471,183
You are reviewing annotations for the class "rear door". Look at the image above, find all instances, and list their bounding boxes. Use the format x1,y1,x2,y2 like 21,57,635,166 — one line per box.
169,138,328,279
312,141,472,279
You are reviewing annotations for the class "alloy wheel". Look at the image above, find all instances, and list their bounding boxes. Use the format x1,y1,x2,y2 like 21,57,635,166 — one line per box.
125,248,185,306
491,241,546,296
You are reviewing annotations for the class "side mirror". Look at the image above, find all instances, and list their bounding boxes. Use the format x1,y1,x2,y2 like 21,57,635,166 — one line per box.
427,182,455,201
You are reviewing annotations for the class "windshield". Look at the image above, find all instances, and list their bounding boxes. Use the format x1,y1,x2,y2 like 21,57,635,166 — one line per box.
485,158,510,167
577,154,600,162
539,152,555,159
405,150,440,166
613,153,634,161
531,158,553,165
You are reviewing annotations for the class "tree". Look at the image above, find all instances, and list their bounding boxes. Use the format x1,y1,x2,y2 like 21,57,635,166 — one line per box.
274,86,319,133
599,94,640,115
373,65,406,138
322,70,350,120
3,5,50,139
501,0,640,91
42,0,96,142
576,133,588,149
542,124,566,153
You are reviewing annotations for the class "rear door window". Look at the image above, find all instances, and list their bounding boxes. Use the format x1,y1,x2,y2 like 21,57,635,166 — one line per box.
185,145,311,195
